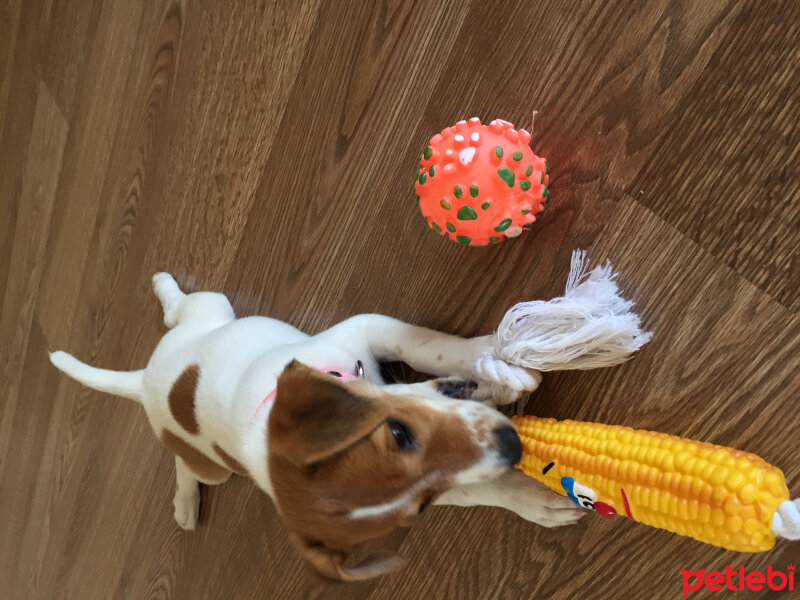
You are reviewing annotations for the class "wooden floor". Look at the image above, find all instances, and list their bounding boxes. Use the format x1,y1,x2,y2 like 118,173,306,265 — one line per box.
2,1,799,598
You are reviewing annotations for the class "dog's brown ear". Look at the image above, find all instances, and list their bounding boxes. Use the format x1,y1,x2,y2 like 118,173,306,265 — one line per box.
268,360,388,467
292,534,406,581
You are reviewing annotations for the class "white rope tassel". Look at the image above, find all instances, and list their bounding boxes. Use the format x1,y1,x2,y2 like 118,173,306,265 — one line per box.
772,499,800,540
493,250,652,371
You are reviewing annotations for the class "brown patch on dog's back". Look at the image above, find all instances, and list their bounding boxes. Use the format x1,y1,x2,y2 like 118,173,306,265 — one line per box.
161,429,230,481
169,364,200,434
212,443,249,476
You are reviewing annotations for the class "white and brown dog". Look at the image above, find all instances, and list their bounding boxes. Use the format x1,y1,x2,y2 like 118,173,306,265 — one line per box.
50,273,584,581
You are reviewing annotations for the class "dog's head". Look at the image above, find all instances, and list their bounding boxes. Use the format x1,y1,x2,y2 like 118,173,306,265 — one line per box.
267,360,521,581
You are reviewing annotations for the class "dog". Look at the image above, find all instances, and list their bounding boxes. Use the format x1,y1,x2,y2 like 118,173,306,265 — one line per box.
50,273,584,581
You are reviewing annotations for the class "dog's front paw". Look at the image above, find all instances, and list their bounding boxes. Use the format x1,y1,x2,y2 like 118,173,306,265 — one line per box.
474,380,524,407
432,377,520,408
495,470,585,528
474,353,542,392
173,491,200,530
512,491,586,528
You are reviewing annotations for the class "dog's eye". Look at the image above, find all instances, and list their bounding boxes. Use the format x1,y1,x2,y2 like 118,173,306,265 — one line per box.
418,494,433,515
388,419,416,450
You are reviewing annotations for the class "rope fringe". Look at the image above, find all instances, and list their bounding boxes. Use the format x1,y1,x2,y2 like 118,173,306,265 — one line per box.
493,250,652,371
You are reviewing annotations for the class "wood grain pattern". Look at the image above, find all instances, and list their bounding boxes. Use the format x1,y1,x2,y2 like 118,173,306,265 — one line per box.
0,80,68,474
1,1,798,598
632,1,800,313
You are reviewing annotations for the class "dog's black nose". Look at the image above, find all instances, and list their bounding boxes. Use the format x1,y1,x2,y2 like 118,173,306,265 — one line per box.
495,426,522,465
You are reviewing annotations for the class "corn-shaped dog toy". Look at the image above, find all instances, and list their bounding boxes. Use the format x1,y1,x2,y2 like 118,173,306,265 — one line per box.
512,416,796,552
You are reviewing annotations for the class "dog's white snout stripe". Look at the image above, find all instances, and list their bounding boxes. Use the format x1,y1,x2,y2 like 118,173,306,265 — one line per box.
348,474,439,520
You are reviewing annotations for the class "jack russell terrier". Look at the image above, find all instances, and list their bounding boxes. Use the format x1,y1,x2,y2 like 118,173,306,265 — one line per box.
50,273,585,581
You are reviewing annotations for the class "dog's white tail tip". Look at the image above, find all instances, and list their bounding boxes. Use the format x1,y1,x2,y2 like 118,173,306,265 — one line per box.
49,350,143,402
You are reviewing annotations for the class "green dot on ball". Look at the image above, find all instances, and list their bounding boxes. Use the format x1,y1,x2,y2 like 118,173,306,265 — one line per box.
418,172,426,184
424,146,433,160
495,146,503,158
457,206,477,221
494,218,512,232
512,151,523,161
520,181,531,191
497,168,515,187
446,222,456,233
453,185,462,199
456,235,471,245
470,184,479,197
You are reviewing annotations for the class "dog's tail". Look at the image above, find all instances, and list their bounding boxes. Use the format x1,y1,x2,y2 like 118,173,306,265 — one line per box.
49,351,143,401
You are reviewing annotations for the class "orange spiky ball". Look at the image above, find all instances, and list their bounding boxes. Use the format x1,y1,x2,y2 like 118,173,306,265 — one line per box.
415,118,550,246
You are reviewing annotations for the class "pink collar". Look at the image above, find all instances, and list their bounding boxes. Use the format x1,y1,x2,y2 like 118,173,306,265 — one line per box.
250,361,363,424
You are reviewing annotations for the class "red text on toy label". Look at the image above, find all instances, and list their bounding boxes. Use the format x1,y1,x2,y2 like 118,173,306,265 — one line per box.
682,565,795,596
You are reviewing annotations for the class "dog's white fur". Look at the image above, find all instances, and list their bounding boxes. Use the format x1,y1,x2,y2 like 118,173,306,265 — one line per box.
50,274,582,556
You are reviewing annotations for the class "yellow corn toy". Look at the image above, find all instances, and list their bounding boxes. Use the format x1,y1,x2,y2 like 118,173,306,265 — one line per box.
512,415,798,552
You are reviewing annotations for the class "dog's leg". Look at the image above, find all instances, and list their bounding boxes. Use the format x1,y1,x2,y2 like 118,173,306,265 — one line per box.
435,468,585,527
173,457,201,530
428,376,522,408
322,314,541,393
153,272,186,327
152,273,235,329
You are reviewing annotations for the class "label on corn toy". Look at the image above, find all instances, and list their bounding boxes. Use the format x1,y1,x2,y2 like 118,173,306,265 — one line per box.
560,476,618,517
512,415,790,553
